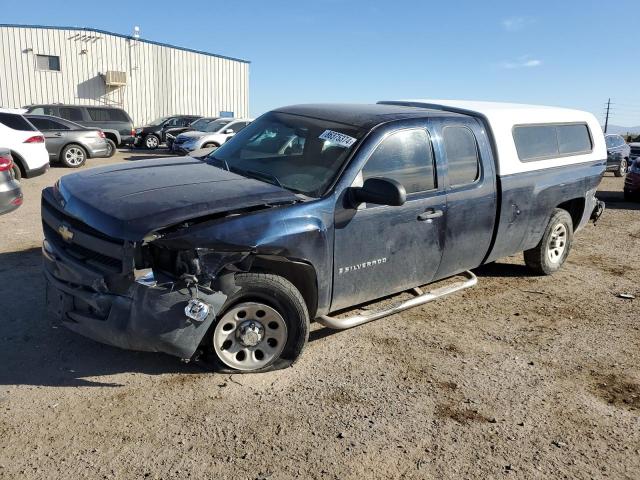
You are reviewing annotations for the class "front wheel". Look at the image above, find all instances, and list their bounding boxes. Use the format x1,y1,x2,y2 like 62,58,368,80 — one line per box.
60,144,87,168
614,159,628,177
144,134,160,150
209,273,309,372
524,209,574,275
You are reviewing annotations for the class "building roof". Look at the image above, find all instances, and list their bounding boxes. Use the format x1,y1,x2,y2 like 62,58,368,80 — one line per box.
0,24,250,64
275,103,464,130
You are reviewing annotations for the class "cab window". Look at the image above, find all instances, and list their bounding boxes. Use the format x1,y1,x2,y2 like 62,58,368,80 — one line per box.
443,126,480,187
362,128,436,194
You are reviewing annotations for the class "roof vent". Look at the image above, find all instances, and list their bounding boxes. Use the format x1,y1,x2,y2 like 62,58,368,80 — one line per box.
104,71,127,86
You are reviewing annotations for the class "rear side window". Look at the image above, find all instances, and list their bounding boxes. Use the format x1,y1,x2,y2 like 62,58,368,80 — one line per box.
363,128,436,194
514,123,592,161
59,107,84,122
0,113,36,131
87,108,128,122
442,126,480,186
29,118,69,130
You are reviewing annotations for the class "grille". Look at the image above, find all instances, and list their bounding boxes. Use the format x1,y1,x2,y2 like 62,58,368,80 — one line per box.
42,196,124,274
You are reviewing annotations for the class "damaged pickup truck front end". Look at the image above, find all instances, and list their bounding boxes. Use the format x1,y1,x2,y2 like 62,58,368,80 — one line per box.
41,156,325,361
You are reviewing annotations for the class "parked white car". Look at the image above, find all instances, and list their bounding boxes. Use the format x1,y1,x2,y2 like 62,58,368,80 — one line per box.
172,118,253,154
0,108,49,179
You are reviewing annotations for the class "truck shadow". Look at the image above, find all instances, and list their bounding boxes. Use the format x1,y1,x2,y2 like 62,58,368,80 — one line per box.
595,191,640,211
0,248,203,388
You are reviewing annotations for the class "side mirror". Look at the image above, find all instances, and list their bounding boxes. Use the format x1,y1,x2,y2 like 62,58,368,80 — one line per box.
350,178,406,207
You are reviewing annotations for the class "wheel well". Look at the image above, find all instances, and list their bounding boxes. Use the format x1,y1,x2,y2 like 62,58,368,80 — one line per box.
9,150,27,176
103,132,118,145
249,256,318,318
203,141,220,147
557,198,585,229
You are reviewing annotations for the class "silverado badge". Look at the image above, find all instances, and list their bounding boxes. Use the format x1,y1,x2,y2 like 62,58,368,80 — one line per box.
58,225,74,243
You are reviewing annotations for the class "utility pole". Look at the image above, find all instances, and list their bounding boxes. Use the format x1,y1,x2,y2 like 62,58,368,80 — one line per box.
604,98,611,133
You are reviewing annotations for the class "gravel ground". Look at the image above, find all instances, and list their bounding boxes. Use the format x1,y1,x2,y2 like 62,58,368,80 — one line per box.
0,151,638,479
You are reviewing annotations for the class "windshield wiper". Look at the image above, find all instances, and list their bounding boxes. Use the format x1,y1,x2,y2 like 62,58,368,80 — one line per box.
233,168,283,188
206,155,230,171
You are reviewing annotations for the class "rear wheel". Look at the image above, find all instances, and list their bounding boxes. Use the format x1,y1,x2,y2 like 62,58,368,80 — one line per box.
210,273,309,372
105,139,116,158
614,159,628,177
524,209,573,275
60,144,87,168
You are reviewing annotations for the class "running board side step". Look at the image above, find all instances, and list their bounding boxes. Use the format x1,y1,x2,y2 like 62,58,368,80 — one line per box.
317,271,477,330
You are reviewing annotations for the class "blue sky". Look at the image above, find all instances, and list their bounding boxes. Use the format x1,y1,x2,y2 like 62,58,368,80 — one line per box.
3,0,640,126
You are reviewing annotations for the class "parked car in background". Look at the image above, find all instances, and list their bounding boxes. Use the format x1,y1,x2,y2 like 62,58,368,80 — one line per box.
173,118,252,154
165,117,219,149
24,104,134,155
605,134,631,177
25,115,111,168
624,157,640,201
0,108,49,180
0,149,22,215
134,115,201,149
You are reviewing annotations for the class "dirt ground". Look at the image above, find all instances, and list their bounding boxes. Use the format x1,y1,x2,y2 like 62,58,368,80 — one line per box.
0,150,638,479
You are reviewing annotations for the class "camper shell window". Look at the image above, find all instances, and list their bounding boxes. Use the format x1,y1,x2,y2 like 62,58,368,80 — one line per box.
513,123,593,162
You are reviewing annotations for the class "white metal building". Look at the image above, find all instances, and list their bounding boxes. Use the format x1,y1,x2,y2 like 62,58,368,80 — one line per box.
0,24,250,125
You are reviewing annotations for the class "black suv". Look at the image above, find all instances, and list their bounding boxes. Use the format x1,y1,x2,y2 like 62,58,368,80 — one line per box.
24,104,135,155
134,115,201,150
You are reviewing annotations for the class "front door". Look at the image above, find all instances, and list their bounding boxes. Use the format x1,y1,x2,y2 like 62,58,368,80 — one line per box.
331,126,446,311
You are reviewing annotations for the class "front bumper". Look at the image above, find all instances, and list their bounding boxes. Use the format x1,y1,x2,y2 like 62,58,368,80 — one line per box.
42,238,227,359
624,172,640,196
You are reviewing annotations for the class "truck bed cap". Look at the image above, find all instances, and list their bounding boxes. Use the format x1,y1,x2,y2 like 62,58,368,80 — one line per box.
379,99,606,176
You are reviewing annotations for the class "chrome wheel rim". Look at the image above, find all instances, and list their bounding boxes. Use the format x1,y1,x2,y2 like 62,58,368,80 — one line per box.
620,160,627,175
146,136,158,148
213,302,288,371
547,223,567,264
65,147,85,166
106,141,114,155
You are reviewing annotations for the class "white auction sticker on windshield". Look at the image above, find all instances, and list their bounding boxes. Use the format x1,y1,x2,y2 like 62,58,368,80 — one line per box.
319,130,357,148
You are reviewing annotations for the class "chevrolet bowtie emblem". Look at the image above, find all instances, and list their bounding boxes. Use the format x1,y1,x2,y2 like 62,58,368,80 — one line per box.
58,225,74,242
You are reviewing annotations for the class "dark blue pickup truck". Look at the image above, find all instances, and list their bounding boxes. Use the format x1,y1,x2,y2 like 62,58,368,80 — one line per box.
42,100,606,372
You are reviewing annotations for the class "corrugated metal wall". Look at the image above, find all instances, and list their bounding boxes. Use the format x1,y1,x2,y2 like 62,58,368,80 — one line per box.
0,25,249,125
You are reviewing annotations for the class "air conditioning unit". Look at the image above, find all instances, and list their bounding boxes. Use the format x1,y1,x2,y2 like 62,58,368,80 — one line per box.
104,71,127,87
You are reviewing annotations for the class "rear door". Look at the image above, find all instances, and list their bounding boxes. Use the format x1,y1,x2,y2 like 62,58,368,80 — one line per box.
432,118,497,279
331,123,446,311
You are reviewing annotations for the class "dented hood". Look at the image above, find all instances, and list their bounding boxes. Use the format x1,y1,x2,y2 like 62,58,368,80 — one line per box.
55,157,300,241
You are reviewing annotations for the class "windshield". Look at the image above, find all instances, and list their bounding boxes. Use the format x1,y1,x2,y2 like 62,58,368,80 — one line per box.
209,112,365,196
190,118,215,131
147,116,170,126
204,119,232,132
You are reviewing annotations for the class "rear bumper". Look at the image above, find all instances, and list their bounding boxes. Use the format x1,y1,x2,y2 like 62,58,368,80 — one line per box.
43,239,227,359
25,162,49,178
0,180,23,215
87,144,110,158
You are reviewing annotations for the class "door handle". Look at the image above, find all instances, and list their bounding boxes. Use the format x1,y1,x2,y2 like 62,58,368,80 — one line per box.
417,209,443,221
53,132,62,137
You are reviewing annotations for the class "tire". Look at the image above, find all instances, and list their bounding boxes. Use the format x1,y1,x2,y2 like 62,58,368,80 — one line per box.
11,163,21,181
209,273,310,372
524,208,574,275
144,134,160,150
202,142,220,149
614,159,627,177
105,139,117,158
60,144,87,168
